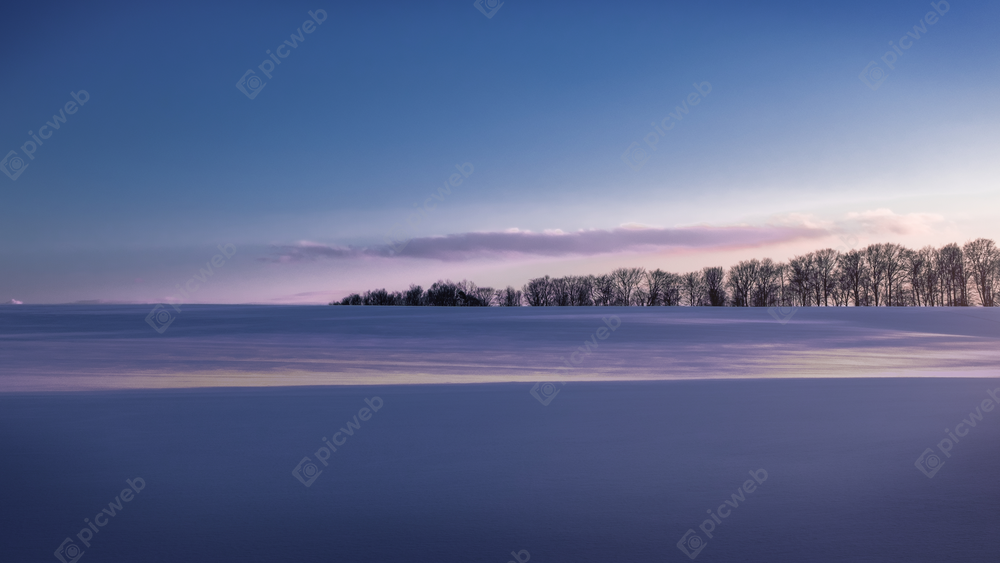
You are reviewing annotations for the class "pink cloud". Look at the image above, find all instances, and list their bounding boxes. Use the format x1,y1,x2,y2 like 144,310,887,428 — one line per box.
845,208,944,235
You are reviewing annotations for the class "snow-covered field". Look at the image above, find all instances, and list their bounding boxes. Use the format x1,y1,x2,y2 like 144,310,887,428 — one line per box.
2,305,998,391
3,307,1000,561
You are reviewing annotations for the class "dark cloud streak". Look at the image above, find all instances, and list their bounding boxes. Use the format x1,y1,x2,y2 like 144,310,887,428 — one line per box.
261,225,829,263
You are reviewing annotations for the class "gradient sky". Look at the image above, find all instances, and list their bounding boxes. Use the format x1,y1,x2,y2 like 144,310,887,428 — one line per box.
2,0,998,304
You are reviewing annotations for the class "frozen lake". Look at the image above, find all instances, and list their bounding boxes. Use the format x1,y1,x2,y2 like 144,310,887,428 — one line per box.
1,305,999,391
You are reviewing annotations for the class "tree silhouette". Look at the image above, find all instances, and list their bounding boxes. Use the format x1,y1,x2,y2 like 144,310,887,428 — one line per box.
330,239,1000,308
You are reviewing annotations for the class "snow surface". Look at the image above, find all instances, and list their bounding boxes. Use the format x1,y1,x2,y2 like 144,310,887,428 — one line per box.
1,305,998,391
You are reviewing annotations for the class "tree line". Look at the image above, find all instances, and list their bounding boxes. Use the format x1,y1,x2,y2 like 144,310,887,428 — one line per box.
331,238,1000,307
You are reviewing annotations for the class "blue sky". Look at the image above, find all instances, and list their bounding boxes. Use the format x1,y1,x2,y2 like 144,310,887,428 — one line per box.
2,0,998,303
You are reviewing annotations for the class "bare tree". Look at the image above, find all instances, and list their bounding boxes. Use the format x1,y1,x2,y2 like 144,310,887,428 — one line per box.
611,267,645,306
882,244,906,306
495,286,523,306
774,262,793,306
661,272,683,305
703,267,727,306
938,244,968,306
426,281,461,306
643,269,669,306
903,249,928,306
831,264,851,306
362,288,401,305
727,259,759,307
753,258,782,307
812,249,839,306
337,293,363,305
681,272,705,306
549,277,571,306
567,276,595,306
864,245,888,306
917,246,939,306
403,285,424,306
452,280,490,306
838,250,867,306
964,238,999,307
522,276,553,306
789,253,816,306
594,275,617,306
471,285,496,306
